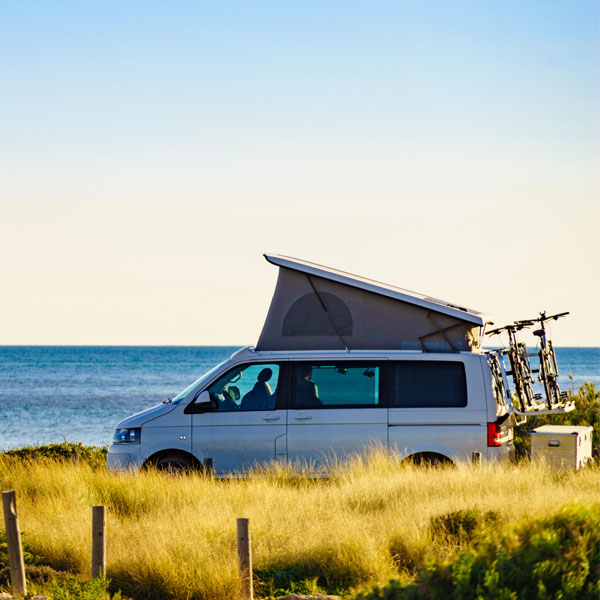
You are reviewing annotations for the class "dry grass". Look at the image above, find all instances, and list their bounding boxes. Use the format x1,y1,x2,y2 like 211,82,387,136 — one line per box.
1,452,599,599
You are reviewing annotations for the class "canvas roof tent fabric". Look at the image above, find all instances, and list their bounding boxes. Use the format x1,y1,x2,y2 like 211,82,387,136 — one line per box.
256,254,485,352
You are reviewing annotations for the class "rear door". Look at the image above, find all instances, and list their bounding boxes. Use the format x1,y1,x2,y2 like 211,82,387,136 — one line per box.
286,361,388,469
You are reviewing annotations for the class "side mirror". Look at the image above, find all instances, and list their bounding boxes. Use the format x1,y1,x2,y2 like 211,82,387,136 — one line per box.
185,390,214,414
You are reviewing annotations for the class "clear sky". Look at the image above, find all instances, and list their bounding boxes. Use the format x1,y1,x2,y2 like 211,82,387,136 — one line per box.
1,1,598,346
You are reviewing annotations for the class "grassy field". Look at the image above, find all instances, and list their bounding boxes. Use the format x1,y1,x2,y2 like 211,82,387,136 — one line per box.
0,384,597,598
1,452,599,600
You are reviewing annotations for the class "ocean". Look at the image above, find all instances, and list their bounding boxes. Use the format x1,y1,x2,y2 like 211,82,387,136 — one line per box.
0,346,598,451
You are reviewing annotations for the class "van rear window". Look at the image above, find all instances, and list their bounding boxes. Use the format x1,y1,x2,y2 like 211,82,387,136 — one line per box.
392,361,467,408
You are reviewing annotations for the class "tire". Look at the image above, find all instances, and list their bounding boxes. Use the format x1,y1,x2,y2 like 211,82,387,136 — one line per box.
153,453,195,474
405,453,454,468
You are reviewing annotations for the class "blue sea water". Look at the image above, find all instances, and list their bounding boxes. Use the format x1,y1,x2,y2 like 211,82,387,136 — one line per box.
0,346,598,451
0,346,237,451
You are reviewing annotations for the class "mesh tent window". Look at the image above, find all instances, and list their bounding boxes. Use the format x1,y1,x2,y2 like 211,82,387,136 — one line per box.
282,292,353,337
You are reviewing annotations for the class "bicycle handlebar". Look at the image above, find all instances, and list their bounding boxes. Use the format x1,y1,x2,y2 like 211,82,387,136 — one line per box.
487,325,515,336
514,312,569,326
541,311,569,322
485,312,569,337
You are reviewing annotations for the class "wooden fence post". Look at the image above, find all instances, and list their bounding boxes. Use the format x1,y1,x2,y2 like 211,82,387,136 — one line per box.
472,451,482,465
2,490,27,597
237,518,253,600
91,505,106,578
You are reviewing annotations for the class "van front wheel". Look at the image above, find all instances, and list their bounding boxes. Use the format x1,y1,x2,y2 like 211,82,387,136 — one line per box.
151,452,196,473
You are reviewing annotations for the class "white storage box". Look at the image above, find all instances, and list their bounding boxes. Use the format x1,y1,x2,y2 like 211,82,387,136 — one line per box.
530,425,593,470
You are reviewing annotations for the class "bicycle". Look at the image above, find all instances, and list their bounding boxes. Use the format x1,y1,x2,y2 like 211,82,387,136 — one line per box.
516,311,570,409
487,322,537,412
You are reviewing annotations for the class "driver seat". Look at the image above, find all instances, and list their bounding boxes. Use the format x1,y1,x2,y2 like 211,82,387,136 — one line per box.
241,368,274,410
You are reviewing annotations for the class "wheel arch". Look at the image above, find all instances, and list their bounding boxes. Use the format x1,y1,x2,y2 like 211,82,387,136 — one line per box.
142,448,202,470
403,451,455,466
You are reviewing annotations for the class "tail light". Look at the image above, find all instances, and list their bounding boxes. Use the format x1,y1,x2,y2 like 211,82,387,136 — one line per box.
487,422,502,447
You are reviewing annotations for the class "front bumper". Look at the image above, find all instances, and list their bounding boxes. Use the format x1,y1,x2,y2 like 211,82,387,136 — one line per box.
106,444,143,472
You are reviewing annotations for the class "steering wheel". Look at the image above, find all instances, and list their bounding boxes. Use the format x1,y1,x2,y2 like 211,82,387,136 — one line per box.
209,394,220,411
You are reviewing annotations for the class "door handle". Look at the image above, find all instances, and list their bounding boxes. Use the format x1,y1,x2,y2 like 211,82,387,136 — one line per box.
294,414,312,421
262,415,280,421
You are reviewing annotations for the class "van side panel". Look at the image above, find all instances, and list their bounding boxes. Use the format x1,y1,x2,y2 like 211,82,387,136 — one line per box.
388,424,486,461
287,408,388,468
388,356,487,462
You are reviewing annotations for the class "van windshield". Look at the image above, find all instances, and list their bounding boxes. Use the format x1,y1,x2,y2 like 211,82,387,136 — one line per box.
170,361,228,404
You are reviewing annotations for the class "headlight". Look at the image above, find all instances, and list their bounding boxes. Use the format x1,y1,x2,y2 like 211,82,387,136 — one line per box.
113,427,141,444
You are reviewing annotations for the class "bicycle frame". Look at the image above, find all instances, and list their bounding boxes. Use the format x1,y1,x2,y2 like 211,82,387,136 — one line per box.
522,311,571,410
487,324,539,412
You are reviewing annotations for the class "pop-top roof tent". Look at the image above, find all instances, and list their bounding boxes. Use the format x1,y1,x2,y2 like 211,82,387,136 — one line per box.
256,254,486,353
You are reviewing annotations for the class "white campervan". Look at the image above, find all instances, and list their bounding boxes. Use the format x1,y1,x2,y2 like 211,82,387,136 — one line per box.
107,254,516,473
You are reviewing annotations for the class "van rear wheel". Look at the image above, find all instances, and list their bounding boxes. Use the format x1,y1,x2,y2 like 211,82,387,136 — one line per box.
405,453,454,467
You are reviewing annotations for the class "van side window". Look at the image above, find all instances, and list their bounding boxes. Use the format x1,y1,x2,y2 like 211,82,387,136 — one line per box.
293,364,379,409
208,364,280,411
393,361,467,408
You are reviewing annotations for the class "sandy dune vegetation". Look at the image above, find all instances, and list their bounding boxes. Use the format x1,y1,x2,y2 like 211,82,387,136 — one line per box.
1,451,599,599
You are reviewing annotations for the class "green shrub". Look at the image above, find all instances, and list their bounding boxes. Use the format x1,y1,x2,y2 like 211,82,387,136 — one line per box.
2,531,122,599
254,540,377,598
351,503,600,600
0,530,46,587
50,575,121,600
254,566,325,599
387,538,428,577
514,382,599,460
0,442,108,469
428,509,501,546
